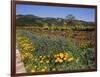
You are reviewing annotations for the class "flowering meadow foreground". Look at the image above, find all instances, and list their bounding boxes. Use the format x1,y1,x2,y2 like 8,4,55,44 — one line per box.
16,29,96,73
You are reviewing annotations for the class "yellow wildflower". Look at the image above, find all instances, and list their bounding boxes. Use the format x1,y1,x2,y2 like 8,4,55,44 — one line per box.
44,66,47,69
40,56,42,58
59,59,63,63
52,68,56,71
42,57,45,60
63,57,67,60
68,57,74,62
65,52,69,56
35,59,37,61
59,53,64,58
34,66,37,68
31,69,35,73
56,57,60,61
40,60,43,63
43,56,46,58
64,52,69,59
55,57,63,63
30,49,34,51
41,69,46,72
46,60,49,63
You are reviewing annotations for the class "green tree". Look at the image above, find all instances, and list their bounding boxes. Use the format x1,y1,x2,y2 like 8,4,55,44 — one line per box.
65,14,76,26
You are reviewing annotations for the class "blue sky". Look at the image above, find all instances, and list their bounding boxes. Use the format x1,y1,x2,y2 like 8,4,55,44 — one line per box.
16,4,95,22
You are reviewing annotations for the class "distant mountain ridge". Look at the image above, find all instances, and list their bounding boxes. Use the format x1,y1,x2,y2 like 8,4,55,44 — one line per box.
16,14,40,19
16,14,95,26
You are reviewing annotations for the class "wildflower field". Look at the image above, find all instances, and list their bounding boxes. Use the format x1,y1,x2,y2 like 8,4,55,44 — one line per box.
16,28,96,73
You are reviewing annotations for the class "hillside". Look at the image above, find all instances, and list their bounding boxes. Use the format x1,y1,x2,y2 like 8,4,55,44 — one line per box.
16,14,95,27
